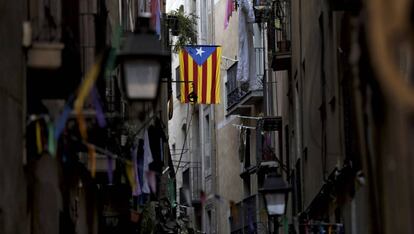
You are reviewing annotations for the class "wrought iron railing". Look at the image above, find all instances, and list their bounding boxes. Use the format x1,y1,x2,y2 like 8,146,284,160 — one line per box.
226,48,265,109
274,0,291,54
254,0,291,55
191,162,202,201
230,194,258,233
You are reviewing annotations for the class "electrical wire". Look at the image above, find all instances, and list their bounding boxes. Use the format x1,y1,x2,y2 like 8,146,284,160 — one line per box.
174,104,195,176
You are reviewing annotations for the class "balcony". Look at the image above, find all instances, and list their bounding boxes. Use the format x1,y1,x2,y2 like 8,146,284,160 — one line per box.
255,117,283,170
254,0,292,71
271,0,292,71
180,162,202,205
230,195,258,234
226,48,265,116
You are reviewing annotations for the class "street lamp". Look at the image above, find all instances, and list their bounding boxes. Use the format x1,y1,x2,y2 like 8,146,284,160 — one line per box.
117,16,169,101
259,172,291,233
260,172,291,216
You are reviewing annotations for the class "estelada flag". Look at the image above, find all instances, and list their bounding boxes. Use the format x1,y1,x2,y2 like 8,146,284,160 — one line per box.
179,46,222,104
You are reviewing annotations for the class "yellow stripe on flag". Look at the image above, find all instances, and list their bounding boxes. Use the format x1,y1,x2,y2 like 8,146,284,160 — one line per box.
206,56,213,104
179,50,186,103
198,65,203,104
187,53,194,96
216,48,222,104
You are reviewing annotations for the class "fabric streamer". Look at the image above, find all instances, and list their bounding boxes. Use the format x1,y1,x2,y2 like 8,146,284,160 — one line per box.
126,161,137,193
54,96,73,140
92,87,107,128
74,56,103,173
283,216,289,234
74,55,103,139
48,122,56,157
167,178,176,206
88,145,96,178
36,121,43,154
107,156,113,185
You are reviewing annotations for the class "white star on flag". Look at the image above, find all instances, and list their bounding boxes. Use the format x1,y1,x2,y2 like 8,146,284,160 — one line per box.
196,47,205,57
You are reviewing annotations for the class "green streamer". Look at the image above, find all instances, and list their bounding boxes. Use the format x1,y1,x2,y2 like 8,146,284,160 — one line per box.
48,122,56,157
167,178,176,207
283,215,289,234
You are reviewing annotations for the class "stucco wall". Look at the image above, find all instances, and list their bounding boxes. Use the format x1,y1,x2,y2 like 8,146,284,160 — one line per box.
214,0,244,233
0,0,28,233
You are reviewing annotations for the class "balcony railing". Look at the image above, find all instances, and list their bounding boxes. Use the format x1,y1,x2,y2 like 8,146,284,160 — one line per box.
226,48,265,111
274,0,291,54
230,195,258,234
254,0,292,71
191,162,202,201
181,161,202,203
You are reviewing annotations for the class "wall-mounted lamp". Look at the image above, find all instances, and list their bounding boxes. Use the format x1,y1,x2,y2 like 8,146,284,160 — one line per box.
117,15,169,101
259,172,291,217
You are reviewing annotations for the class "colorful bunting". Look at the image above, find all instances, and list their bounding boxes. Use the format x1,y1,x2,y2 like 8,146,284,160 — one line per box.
107,156,113,185
36,121,43,154
88,144,96,178
54,98,73,140
126,160,137,193
48,122,56,156
92,87,107,128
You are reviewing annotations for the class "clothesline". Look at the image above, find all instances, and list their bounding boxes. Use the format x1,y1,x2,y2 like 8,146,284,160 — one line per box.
233,114,262,120
232,123,256,129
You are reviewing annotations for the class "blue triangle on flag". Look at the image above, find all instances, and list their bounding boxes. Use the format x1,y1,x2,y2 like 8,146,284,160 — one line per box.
185,46,217,65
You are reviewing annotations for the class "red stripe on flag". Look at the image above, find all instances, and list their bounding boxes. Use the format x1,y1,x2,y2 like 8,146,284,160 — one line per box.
193,62,198,102
202,62,208,104
183,51,189,102
211,50,218,104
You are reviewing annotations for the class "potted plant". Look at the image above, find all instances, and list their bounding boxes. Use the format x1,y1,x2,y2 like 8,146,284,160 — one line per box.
167,6,198,53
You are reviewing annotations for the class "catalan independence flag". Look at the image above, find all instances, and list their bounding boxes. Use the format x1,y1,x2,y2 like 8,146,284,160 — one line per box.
179,46,222,104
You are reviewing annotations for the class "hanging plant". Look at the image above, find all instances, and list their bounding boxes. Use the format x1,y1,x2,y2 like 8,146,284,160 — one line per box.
167,7,198,53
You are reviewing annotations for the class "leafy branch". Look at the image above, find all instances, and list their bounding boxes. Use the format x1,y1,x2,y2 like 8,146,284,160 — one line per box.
167,7,198,53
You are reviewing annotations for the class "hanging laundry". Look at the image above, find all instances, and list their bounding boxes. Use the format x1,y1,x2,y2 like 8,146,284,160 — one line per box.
132,144,142,196
142,129,154,194
224,0,235,29
237,0,256,85
150,0,161,38
146,170,157,193
148,118,167,172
